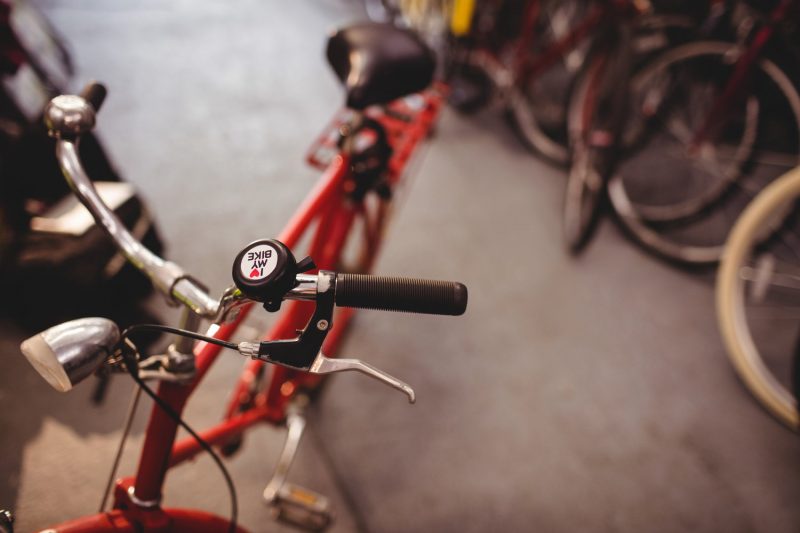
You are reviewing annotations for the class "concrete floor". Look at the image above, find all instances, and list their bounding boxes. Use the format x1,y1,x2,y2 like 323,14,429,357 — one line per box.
1,1,799,532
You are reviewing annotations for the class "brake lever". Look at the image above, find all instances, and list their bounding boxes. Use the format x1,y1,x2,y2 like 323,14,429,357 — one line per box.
309,352,415,403
237,344,416,404
232,253,416,403
230,241,417,403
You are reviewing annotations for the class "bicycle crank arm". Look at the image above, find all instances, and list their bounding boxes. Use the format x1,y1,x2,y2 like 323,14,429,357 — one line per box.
264,406,333,531
309,352,416,404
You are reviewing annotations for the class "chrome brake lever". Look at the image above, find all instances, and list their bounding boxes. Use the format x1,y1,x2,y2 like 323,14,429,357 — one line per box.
308,352,416,404
238,342,416,404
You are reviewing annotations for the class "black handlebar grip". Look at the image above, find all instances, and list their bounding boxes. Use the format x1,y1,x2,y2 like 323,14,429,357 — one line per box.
335,273,467,316
80,81,107,112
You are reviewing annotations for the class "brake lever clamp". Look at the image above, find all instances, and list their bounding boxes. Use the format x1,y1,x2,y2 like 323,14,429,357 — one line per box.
232,240,415,403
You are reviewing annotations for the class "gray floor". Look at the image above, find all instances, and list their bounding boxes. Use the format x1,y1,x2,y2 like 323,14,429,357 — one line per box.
1,1,798,532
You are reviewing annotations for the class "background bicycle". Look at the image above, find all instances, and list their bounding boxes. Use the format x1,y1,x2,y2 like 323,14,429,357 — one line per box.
1,1,798,532
574,0,800,263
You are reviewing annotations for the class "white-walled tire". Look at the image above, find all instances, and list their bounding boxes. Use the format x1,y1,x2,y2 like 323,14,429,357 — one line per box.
716,166,800,431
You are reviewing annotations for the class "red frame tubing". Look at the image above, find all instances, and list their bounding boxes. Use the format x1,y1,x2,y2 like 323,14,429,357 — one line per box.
220,159,357,422
157,88,447,488
219,138,400,420
689,0,789,149
511,0,541,71
512,0,646,86
115,153,352,516
514,1,606,81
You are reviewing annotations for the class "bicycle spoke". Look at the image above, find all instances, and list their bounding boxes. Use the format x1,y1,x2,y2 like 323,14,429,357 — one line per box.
740,250,800,307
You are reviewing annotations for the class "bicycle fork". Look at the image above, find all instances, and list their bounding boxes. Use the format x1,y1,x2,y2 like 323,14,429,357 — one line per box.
264,402,333,531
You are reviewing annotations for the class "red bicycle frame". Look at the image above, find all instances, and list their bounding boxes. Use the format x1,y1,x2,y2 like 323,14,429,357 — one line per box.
690,0,798,149
46,84,446,532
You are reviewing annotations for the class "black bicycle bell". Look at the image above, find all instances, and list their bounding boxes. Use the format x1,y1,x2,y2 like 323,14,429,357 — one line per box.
232,239,314,311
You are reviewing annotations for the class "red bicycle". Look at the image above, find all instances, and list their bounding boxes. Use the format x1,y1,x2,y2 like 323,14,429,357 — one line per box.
448,0,691,164
12,22,467,533
605,0,800,264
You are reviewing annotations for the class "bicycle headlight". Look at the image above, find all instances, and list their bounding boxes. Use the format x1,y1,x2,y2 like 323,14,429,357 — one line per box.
20,317,120,392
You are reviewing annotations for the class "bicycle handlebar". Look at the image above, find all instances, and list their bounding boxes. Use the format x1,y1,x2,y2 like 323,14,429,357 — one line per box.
52,118,220,317
46,82,468,323
46,82,219,317
335,273,467,315
34,82,467,405
80,81,107,112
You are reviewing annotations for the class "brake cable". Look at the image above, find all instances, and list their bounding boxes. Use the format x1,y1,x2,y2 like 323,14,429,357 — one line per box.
99,325,243,533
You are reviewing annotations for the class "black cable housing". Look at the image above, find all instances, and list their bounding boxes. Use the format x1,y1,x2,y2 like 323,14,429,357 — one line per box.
121,323,239,350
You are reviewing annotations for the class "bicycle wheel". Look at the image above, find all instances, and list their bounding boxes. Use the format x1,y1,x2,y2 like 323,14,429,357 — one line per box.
716,165,800,431
507,0,593,165
563,50,611,250
609,41,800,264
563,20,635,252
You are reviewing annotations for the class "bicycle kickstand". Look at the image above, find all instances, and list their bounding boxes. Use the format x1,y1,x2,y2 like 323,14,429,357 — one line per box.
263,400,333,531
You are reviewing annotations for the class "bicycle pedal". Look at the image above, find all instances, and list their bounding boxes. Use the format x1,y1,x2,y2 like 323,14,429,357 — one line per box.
265,482,332,531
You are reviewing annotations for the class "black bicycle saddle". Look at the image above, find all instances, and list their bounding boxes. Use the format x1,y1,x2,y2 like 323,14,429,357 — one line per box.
326,22,435,110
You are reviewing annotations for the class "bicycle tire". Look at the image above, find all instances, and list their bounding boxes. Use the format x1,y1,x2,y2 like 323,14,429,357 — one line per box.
611,42,761,225
563,19,636,253
609,41,800,265
716,165,800,431
563,51,609,250
508,7,694,166
506,0,592,165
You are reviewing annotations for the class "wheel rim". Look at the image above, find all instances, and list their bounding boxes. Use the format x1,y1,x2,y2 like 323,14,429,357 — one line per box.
609,42,800,264
717,166,800,431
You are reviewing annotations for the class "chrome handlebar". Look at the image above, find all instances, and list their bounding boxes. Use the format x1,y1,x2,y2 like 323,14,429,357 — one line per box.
58,139,218,315
45,89,330,323
46,94,221,318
